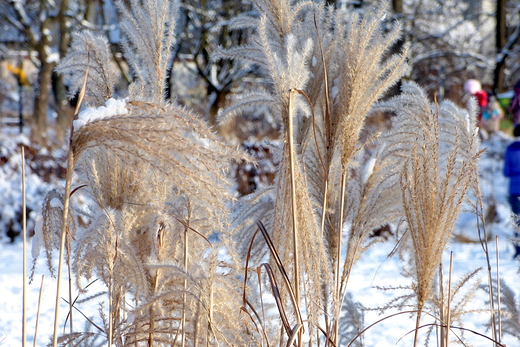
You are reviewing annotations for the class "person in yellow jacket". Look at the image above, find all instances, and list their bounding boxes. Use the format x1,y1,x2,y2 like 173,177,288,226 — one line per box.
7,62,30,87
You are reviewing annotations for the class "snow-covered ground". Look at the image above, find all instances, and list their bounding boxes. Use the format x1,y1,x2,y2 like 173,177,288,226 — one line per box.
1,132,519,347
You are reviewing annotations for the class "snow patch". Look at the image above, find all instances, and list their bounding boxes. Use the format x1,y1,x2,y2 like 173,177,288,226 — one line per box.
362,157,376,184
331,86,339,99
31,215,43,258
49,198,63,209
73,98,128,130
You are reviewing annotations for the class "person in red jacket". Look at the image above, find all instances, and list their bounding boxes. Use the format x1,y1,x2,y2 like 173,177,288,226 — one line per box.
464,79,488,125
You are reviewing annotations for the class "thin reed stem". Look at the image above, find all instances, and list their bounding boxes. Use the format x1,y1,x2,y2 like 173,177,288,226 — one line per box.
52,149,74,347
109,275,114,346
333,170,347,344
439,262,444,347
496,236,502,345
445,252,453,347
181,224,189,347
33,275,44,347
22,146,27,347
475,186,497,346
287,89,302,347
413,308,422,347
66,237,73,336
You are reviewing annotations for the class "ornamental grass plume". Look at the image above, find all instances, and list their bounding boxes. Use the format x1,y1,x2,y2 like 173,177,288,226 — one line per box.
215,0,409,344
376,82,482,346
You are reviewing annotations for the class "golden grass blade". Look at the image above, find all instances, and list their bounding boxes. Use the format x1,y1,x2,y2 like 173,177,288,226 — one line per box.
285,323,303,347
261,263,292,335
243,228,261,308
256,221,302,325
242,300,270,345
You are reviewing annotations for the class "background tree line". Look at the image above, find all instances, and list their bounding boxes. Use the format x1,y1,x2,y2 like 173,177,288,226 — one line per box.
0,0,519,144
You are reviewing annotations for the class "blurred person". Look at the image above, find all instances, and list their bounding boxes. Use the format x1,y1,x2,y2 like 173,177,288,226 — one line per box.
482,95,504,133
508,80,520,127
464,79,488,126
503,124,520,259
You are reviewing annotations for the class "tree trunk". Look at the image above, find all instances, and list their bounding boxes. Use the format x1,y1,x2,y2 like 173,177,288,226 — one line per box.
392,0,403,13
54,0,72,129
34,59,54,142
493,0,507,93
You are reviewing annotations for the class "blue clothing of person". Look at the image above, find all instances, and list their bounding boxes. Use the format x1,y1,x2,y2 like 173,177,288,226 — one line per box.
504,137,520,258
504,141,520,195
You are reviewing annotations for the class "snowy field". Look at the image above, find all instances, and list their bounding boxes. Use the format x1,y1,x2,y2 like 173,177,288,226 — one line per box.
1,133,520,347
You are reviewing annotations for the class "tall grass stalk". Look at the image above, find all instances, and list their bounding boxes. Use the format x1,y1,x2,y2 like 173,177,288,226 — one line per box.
182,224,189,347
22,145,27,347
33,275,44,347
51,65,88,347
52,147,74,347
496,236,502,344
445,252,453,347
333,170,348,344
66,234,73,336
287,89,302,347
475,184,498,346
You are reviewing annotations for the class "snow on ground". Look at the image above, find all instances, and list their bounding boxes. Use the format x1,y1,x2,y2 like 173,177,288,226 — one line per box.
1,133,520,347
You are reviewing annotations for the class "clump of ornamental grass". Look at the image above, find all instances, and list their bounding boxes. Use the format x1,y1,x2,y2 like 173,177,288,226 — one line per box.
215,0,411,345
31,0,490,345
34,0,257,346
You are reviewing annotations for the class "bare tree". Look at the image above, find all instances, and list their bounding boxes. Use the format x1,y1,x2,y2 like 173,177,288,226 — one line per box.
173,0,256,127
495,0,520,90
3,0,102,142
